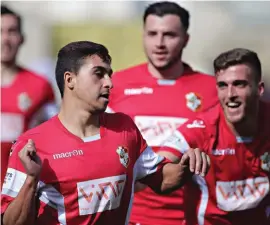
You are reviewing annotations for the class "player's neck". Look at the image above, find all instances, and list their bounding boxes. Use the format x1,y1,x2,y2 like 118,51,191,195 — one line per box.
227,116,259,138
1,62,19,86
148,60,184,80
58,99,100,139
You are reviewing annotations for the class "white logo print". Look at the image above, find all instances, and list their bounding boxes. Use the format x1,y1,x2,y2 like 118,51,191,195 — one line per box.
77,175,126,215
53,150,84,159
186,120,206,128
124,87,153,95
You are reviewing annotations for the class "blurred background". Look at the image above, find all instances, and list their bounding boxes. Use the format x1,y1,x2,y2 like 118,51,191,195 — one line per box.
2,0,270,103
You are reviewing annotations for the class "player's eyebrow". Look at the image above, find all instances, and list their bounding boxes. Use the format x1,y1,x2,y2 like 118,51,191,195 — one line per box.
93,66,113,76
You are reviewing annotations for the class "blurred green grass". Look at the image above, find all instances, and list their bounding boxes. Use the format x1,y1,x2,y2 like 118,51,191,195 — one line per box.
52,21,147,71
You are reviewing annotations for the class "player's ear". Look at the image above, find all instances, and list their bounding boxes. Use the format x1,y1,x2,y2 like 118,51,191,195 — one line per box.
64,71,76,90
258,81,264,97
183,32,189,48
20,34,24,45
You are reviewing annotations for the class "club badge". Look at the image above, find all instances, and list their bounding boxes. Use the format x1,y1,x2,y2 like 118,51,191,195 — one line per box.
18,92,32,111
185,92,202,112
260,152,270,172
116,146,130,168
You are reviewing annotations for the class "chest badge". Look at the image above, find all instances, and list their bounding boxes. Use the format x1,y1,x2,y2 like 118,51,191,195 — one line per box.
260,152,270,172
18,92,32,111
185,92,202,112
116,146,130,168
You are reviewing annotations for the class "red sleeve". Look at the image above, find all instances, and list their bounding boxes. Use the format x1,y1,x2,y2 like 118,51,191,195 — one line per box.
1,137,28,213
1,137,59,224
160,118,208,158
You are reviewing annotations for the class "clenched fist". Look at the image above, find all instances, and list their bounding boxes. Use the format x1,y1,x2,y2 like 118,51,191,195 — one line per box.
180,148,210,177
18,139,42,178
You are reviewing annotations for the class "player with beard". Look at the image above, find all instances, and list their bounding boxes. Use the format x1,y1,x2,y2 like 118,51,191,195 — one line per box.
108,2,218,225
1,5,57,188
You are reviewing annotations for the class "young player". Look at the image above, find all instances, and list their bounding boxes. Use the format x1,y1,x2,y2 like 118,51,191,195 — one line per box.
161,48,270,225
1,41,210,225
1,5,57,186
108,2,218,224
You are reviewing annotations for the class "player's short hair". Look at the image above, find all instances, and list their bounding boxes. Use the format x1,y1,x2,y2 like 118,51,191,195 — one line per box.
143,1,190,31
55,41,112,98
1,5,22,33
214,48,262,83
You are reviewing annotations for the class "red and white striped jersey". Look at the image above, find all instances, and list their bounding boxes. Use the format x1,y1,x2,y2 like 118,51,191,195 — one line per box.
108,63,218,224
1,67,57,186
1,112,167,225
161,102,270,225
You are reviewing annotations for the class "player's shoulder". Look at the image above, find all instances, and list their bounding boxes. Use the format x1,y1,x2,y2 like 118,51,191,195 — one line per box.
112,63,147,83
102,112,136,131
19,67,52,87
184,104,221,129
17,116,57,142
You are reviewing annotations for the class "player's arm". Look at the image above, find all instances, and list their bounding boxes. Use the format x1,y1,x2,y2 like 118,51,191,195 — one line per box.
2,139,42,225
136,119,210,194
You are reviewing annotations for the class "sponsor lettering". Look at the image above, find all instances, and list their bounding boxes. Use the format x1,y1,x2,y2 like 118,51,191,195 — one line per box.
216,177,269,211
134,116,187,146
212,148,235,156
77,175,126,215
124,87,153,95
53,150,84,159
186,120,205,128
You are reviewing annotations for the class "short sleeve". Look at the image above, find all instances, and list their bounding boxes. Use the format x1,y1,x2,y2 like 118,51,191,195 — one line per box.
160,118,208,158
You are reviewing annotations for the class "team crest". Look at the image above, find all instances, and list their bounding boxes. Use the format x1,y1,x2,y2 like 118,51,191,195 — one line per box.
185,92,202,112
116,146,130,168
260,152,270,172
18,92,32,111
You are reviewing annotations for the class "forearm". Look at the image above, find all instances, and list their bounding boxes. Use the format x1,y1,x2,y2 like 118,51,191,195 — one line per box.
160,163,190,194
3,176,39,225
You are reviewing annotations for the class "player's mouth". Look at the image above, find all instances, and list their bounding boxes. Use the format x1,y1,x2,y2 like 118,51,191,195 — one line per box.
99,93,110,101
225,101,242,113
153,51,168,58
226,102,241,108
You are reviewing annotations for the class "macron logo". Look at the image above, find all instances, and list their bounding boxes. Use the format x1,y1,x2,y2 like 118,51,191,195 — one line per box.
53,150,84,160
124,87,153,95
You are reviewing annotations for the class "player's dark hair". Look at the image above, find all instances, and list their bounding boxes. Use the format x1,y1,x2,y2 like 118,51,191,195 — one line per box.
214,48,262,83
143,1,190,31
1,5,22,33
55,41,112,98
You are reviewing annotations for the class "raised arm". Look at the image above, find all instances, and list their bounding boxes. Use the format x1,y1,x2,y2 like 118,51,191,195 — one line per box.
2,139,42,225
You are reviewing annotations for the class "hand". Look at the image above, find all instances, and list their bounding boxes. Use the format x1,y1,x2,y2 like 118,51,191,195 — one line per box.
179,148,210,177
18,139,42,178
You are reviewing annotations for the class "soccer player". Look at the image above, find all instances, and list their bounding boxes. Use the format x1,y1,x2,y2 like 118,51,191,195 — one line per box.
1,5,58,186
107,2,218,224
161,48,270,225
1,41,210,225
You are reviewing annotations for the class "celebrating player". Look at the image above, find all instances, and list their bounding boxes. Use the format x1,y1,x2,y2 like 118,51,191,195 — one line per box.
1,5,58,186
107,2,218,224
1,41,210,225
161,48,270,225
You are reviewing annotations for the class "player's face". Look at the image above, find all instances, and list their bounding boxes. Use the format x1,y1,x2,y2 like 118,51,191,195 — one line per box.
143,14,188,70
216,64,264,124
1,14,23,64
71,55,113,113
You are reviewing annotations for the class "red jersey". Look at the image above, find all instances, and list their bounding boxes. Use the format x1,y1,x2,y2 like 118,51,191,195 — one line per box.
1,68,57,186
1,112,168,225
161,102,270,225
108,63,218,224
